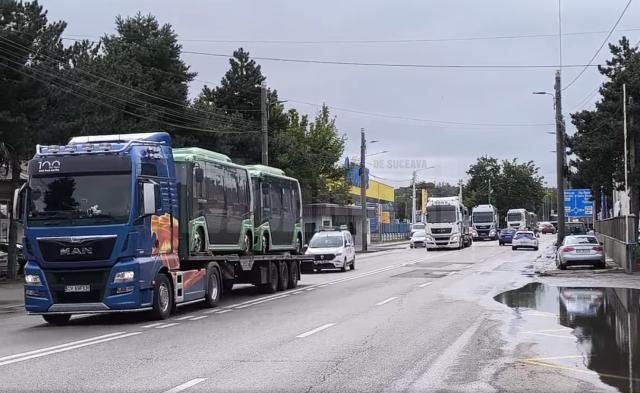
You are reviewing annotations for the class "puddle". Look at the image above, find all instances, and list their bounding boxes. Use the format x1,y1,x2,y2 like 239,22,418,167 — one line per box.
495,283,640,392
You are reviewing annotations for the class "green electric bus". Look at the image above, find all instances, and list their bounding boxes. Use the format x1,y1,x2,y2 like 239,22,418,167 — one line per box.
246,165,304,254
173,148,254,254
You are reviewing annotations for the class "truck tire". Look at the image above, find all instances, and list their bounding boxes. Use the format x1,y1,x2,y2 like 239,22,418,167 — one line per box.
288,261,299,288
259,262,278,293
204,263,221,308
151,273,173,320
294,236,302,255
42,314,71,325
242,232,252,256
277,262,289,291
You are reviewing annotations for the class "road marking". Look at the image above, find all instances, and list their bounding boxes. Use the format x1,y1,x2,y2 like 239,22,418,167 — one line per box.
318,284,328,288
524,355,587,361
525,332,575,340
202,309,219,314
235,294,289,309
418,282,432,288
156,323,179,329
0,332,141,367
521,328,570,334
0,303,23,309
214,309,232,314
375,297,399,306
189,315,208,321
163,378,208,393
175,315,195,321
142,322,165,328
305,287,316,291
296,323,336,338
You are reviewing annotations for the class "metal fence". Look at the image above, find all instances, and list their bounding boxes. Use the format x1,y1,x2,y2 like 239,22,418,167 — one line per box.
371,222,411,242
595,215,637,244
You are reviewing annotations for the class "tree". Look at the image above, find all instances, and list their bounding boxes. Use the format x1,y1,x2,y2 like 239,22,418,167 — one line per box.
0,0,66,279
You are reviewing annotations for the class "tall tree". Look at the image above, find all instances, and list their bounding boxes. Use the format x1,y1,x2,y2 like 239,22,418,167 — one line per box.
0,0,66,279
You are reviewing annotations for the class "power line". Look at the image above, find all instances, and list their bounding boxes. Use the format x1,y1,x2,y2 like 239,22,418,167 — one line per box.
182,50,598,70
286,99,554,128
562,0,633,91
62,27,640,45
0,56,259,135
570,86,601,112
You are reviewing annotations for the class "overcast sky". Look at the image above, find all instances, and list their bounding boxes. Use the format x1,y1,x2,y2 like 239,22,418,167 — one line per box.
41,0,640,188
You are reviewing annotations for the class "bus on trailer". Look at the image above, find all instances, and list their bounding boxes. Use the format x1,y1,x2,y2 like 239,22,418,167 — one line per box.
14,133,311,324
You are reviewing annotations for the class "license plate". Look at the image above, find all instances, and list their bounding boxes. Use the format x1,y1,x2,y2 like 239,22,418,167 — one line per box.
576,249,590,254
65,285,90,293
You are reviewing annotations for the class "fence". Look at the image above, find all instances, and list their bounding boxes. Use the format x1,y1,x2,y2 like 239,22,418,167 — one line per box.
594,216,637,244
371,222,411,242
594,215,637,273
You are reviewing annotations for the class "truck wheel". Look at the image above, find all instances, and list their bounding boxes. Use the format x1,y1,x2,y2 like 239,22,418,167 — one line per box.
259,262,278,293
151,273,173,320
204,263,221,308
294,236,302,255
42,314,71,325
277,262,289,291
242,233,252,255
192,228,205,253
288,261,299,288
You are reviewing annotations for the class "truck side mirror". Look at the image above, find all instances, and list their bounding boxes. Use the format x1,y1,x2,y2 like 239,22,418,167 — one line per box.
12,185,26,222
195,167,204,183
142,182,159,216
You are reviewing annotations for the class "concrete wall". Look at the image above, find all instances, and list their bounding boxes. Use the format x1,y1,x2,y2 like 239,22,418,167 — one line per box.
598,233,632,271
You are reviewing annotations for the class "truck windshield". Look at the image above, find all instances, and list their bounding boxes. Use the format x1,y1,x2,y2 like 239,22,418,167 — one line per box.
427,206,456,223
472,212,494,223
27,174,132,227
507,213,523,222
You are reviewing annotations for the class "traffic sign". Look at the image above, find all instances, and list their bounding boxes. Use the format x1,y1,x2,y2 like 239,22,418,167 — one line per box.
564,189,593,218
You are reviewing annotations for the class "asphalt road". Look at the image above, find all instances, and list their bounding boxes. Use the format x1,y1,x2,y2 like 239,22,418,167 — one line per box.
0,236,617,392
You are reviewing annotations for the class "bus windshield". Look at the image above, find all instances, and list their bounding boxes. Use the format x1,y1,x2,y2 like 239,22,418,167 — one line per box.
27,174,132,227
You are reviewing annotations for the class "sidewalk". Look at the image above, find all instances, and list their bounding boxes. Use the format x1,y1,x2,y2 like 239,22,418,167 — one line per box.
0,279,24,309
357,239,408,254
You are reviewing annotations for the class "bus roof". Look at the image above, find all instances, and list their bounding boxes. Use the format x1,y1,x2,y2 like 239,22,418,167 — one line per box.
246,164,293,179
172,147,232,163
69,132,172,145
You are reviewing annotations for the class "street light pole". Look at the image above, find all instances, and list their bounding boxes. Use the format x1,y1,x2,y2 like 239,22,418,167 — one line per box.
411,170,417,224
360,128,368,252
623,83,629,244
554,70,566,243
261,82,268,165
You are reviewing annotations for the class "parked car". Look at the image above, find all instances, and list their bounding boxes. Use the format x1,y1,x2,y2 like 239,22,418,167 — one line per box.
0,243,25,276
303,229,355,272
556,235,605,270
498,228,516,245
512,230,539,251
410,230,427,248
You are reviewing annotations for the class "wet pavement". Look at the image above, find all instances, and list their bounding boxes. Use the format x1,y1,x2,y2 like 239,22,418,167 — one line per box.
496,282,640,393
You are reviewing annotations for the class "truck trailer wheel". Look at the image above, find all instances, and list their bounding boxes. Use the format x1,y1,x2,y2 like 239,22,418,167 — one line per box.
259,262,278,293
42,314,71,325
277,262,289,291
204,263,221,308
151,273,173,320
288,261,299,288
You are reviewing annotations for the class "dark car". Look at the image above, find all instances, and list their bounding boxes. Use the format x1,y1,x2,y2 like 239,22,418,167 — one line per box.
541,223,556,234
0,242,26,275
498,228,516,245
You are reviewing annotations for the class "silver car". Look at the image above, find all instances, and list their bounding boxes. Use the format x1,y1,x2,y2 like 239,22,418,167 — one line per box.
556,235,605,270
410,230,427,248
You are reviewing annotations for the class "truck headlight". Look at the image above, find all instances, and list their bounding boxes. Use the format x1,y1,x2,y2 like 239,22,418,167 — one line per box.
489,230,496,235
25,274,42,285
451,235,459,242
114,271,135,283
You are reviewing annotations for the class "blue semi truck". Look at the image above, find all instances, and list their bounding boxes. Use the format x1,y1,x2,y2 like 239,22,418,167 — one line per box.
13,132,310,324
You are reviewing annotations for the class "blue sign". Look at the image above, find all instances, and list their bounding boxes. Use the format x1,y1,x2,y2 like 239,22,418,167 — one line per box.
564,188,594,218
346,164,369,189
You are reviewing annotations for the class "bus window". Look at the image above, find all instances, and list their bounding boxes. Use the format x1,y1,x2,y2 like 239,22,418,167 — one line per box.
206,162,225,214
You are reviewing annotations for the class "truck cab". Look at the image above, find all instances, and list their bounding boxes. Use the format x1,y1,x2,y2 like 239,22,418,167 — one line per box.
471,204,499,240
424,197,472,250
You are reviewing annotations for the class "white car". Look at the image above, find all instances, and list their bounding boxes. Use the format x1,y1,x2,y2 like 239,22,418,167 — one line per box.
556,235,605,270
410,230,427,248
304,230,356,272
511,231,539,251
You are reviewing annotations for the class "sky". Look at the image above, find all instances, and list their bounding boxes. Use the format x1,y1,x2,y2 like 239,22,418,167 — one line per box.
40,0,640,189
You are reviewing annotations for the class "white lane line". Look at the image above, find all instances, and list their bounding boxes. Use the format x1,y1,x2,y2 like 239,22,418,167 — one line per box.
375,297,399,306
0,332,127,362
521,328,570,334
318,284,328,288
418,282,432,288
0,332,141,367
214,309,232,314
189,315,208,321
202,309,219,314
142,322,165,328
156,323,180,329
163,378,208,393
525,332,576,340
525,355,588,361
235,294,289,309
174,315,195,321
305,287,316,291
296,323,336,338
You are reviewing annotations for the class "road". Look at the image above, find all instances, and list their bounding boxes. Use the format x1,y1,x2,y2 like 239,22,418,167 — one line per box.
0,236,619,392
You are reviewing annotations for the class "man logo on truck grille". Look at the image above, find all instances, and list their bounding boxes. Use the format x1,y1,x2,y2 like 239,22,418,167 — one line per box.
60,247,93,256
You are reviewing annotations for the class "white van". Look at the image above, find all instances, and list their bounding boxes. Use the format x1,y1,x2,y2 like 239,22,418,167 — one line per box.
303,229,356,272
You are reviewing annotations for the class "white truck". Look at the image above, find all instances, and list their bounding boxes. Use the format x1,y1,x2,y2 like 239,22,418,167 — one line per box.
471,204,499,240
506,208,529,229
424,196,472,250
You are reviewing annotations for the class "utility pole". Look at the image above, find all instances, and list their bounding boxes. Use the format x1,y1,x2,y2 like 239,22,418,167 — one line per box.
554,70,566,243
411,170,417,224
623,83,630,244
488,178,492,205
261,82,268,165
360,128,368,252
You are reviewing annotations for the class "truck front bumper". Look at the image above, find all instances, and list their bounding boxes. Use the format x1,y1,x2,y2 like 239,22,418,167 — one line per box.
425,236,460,249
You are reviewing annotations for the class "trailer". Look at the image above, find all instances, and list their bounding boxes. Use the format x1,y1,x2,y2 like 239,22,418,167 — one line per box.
14,132,313,324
